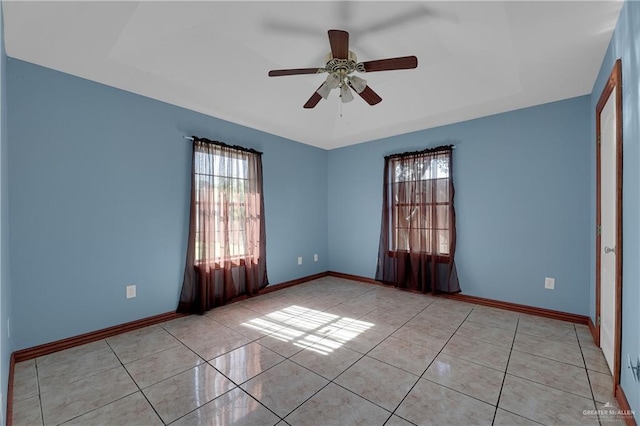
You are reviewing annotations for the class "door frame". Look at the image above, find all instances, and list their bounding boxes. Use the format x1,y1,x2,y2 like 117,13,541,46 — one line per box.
595,58,623,391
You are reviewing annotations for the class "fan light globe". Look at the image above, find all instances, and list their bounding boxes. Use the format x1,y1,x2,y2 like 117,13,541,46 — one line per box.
326,73,341,89
317,82,332,99
340,85,354,103
349,76,367,93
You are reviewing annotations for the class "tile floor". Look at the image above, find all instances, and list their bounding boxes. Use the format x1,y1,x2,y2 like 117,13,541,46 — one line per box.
11,277,627,425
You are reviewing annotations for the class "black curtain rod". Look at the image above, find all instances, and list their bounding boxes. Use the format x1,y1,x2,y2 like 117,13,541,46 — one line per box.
385,144,455,160
184,136,263,155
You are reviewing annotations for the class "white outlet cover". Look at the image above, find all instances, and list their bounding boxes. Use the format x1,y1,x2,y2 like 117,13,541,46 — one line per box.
126,285,137,299
314,254,318,262
297,257,303,265
544,277,555,290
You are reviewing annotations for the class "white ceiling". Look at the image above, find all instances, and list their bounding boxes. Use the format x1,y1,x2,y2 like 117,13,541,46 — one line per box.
3,1,623,150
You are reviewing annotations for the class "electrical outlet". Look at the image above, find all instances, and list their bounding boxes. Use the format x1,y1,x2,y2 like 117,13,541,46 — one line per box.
297,257,303,265
126,285,136,299
544,277,555,290
314,254,318,262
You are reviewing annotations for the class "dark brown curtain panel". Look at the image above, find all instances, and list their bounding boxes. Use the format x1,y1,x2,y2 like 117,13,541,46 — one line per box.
375,145,460,294
178,137,268,314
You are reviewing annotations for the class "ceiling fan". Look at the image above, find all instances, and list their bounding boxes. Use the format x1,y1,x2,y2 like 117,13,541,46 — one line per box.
268,30,418,109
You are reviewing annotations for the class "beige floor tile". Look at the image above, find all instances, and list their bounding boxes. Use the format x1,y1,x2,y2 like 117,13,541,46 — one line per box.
384,415,415,426
12,395,43,426
383,297,432,315
512,332,584,367
360,308,416,327
518,314,576,331
493,409,540,425
423,353,504,405
396,378,495,426
179,324,251,361
465,307,519,331
107,324,181,363
576,325,599,350
12,360,39,402
142,363,235,424
582,346,612,374
38,347,121,394
334,356,418,412
588,369,616,404
368,336,439,376
499,374,598,425
332,327,389,354
343,318,400,337
205,304,259,325
62,392,162,426
430,299,475,315
516,320,579,346
575,324,594,340
320,303,375,320
285,383,390,426
125,344,203,388
442,334,510,371
507,350,592,398
40,366,137,425
233,312,288,340
172,387,280,426
256,332,307,358
240,360,329,418
36,340,109,372
391,323,452,353
290,344,362,380
161,314,222,336
211,342,285,384
421,300,471,316
407,313,463,334
454,320,515,348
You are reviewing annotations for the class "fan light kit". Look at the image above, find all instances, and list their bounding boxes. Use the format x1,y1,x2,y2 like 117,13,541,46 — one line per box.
268,29,418,109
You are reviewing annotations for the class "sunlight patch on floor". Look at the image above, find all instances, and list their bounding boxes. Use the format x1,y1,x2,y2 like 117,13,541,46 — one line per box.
241,305,374,355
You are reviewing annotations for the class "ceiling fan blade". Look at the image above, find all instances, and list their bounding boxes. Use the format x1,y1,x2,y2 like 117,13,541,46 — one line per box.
354,85,382,106
303,86,324,109
269,68,324,77
360,56,418,72
328,29,349,60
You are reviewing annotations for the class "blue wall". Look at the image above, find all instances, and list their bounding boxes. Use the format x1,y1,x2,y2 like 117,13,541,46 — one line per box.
590,0,640,415
0,3,11,423
7,59,328,350
328,97,591,316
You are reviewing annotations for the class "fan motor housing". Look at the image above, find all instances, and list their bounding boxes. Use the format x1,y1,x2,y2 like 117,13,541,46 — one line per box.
325,51,358,74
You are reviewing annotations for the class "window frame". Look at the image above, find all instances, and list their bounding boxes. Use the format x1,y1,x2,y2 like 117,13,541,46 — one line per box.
387,155,452,259
193,149,256,266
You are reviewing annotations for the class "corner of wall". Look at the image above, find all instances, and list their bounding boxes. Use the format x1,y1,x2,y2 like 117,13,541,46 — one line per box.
1,2,13,424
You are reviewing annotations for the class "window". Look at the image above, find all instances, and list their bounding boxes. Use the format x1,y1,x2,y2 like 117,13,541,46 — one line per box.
190,141,264,266
387,150,452,257
178,137,268,314
194,150,253,263
376,146,459,293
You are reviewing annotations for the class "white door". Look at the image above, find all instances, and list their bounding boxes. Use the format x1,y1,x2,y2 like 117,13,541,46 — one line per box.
599,86,617,374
